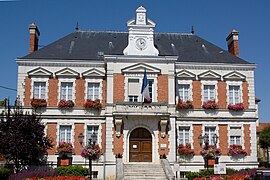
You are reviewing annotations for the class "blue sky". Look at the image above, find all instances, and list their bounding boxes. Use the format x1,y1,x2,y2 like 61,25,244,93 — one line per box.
0,0,269,122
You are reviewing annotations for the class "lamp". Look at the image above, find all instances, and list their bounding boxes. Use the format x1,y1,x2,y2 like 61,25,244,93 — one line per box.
78,133,84,145
212,133,218,146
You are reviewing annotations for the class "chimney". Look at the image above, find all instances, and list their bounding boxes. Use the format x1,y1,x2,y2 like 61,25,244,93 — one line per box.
226,29,239,57
29,22,40,53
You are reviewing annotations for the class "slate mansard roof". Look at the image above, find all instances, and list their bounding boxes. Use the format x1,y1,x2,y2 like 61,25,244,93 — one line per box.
22,31,250,64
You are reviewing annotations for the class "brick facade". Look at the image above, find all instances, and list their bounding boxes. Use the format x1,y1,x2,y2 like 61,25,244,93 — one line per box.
48,78,58,106
218,124,228,155
217,81,227,109
113,74,125,103
75,78,85,107
24,76,31,106
157,74,168,103
101,123,106,154
102,79,106,106
47,123,57,155
242,81,249,109
244,124,251,155
74,123,84,155
193,124,202,155
192,80,202,108
158,127,169,156
112,126,124,155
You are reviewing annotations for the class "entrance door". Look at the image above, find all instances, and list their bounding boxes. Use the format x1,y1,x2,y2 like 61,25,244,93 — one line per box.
129,127,152,162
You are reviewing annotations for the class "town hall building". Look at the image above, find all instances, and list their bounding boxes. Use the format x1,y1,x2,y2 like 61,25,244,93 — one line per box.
16,6,258,179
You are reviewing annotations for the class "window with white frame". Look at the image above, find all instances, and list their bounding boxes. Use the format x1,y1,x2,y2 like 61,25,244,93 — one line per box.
87,83,100,100
86,126,99,145
230,127,242,145
59,125,72,143
178,84,190,101
229,86,240,104
128,79,139,102
148,79,154,100
60,82,73,100
33,82,46,99
178,127,190,145
203,85,215,101
205,127,216,145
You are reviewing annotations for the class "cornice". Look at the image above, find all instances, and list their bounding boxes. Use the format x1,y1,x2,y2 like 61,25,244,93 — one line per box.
175,62,256,71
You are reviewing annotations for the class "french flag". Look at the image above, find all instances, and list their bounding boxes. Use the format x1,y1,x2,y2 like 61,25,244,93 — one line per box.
141,69,151,103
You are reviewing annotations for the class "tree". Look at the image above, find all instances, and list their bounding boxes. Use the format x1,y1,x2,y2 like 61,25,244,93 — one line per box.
0,106,53,171
259,126,270,149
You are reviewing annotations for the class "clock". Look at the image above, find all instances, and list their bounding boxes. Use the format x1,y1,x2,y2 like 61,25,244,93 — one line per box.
135,38,147,50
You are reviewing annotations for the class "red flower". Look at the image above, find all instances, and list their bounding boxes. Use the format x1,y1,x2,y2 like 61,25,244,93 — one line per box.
57,142,73,154
58,100,74,108
228,103,244,111
84,99,102,109
177,99,194,109
30,98,47,109
228,144,247,156
202,100,218,110
178,143,195,157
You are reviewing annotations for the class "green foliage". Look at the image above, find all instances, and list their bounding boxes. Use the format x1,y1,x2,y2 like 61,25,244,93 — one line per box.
259,126,270,149
56,166,88,176
0,167,11,180
0,98,7,107
0,108,53,171
185,168,214,180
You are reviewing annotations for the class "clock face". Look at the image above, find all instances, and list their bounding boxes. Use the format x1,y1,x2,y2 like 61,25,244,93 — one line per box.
135,38,147,50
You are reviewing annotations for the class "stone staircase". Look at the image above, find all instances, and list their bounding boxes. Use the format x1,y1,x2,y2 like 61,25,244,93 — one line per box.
124,163,168,180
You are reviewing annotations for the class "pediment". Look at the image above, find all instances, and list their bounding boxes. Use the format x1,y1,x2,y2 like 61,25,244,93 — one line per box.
198,70,221,80
27,67,53,77
55,68,79,77
82,68,105,77
121,63,161,74
176,70,196,79
223,71,246,81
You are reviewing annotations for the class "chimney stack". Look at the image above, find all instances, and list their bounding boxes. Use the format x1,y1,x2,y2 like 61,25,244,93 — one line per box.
29,22,40,53
226,29,239,57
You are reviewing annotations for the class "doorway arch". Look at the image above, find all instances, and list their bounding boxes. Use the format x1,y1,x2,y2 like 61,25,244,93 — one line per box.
129,127,152,162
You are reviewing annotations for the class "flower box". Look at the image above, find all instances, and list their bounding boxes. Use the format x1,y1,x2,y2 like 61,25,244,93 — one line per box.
200,145,221,159
202,100,218,110
176,99,194,109
58,100,74,108
208,159,216,166
228,103,244,111
30,98,47,109
178,143,195,157
57,142,73,155
84,99,102,109
228,144,247,156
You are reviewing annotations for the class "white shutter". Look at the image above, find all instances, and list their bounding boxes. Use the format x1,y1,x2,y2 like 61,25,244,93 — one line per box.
128,79,139,95
230,127,242,136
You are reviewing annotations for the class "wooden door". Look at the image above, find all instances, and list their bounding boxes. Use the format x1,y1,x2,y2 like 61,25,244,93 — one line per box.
129,128,152,162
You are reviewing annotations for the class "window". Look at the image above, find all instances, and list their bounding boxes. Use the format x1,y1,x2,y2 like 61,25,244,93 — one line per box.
60,125,72,143
178,127,190,145
229,86,240,104
204,85,215,101
205,127,216,145
178,84,190,101
128,79,139,102
148,79,154,100
87,83,100,100
230,127,242,145
86,126,99,145
61,82,73,100
33,82,46,99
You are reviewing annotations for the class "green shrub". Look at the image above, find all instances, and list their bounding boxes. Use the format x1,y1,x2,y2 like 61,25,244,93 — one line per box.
0,167,11,180
56,166,88,176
